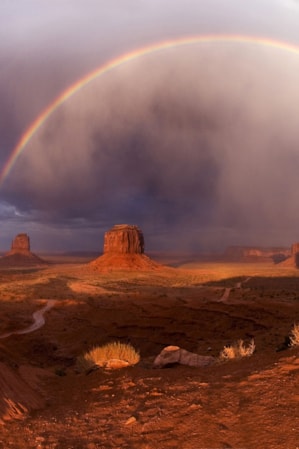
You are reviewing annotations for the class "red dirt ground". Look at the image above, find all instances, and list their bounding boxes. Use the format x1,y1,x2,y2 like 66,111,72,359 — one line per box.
0,262,299,448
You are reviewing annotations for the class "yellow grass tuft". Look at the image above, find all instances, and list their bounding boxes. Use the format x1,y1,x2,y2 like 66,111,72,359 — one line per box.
219,339,255,361
289,323,299,347
77,341,140,371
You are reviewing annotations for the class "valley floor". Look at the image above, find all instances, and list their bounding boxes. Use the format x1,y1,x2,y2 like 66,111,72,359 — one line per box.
0,261,298,448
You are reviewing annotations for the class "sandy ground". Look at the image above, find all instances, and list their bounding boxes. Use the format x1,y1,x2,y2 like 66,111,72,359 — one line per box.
0,261,299,448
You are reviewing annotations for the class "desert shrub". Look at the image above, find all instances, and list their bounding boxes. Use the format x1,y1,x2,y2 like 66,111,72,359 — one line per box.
55,368,66,377
77,341,140,371
289,323,299,347
219,339,255,361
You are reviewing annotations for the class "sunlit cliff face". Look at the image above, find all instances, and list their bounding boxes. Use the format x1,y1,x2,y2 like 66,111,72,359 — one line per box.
2,40,299,252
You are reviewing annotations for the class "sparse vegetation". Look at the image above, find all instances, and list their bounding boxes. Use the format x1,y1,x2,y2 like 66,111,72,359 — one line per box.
219,339,255,361
289,323,299,347
77,341,140,371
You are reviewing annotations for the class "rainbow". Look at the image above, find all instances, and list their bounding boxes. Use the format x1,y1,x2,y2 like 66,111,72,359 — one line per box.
1,34,299,186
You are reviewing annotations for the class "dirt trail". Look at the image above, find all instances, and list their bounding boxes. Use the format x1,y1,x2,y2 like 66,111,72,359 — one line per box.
219,277,251,302
0,300,57,339
0,300,57,422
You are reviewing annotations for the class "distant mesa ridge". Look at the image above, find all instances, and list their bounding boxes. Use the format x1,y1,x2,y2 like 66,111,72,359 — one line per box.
90,224,162,271
224,243,299,267
0,233,47,267
223,245,291,263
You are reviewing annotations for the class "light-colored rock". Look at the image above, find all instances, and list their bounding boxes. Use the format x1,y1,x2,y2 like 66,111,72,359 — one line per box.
125,416,137,426
153,345,216,368
103,359,130,370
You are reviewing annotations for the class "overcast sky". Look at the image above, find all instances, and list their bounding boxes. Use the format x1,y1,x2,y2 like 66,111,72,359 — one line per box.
1,0,299,253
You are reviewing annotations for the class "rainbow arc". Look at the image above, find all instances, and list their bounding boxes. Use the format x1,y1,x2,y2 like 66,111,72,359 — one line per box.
1,34,299,186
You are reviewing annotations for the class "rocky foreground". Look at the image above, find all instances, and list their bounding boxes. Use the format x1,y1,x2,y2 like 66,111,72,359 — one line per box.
0,262,298,448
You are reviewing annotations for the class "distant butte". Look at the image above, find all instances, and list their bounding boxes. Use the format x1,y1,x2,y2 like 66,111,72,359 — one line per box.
0,233,47,267
280,242,299,268
9,233,31,254
89,224,162,271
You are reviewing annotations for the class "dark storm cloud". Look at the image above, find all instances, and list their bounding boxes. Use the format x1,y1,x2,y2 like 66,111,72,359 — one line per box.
1,1,299,251
2,42,299,252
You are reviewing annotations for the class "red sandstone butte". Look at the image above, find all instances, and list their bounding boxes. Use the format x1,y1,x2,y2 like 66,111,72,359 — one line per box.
0,233,47,267
90,224,162,271
279,241,299,268
9,233,31,254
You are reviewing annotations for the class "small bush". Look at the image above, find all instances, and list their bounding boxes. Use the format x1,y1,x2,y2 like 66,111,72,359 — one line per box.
77,341,140,371
55,368,66,377
219,339,255,361
290,323,299,347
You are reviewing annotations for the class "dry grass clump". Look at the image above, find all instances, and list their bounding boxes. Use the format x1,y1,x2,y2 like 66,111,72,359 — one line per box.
289,323,299,347
77,341,140,371
219,339,255,361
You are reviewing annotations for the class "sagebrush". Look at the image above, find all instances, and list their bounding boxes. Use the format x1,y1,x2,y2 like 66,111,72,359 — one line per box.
290,323,299,347
77,341,140,371
219,339,255,361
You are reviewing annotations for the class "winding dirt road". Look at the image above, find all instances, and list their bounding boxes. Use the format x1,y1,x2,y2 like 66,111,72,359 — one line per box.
219,277,251,302
0,300,57,339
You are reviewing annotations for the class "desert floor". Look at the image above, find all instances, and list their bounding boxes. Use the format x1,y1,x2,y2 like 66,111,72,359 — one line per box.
0,259,299,448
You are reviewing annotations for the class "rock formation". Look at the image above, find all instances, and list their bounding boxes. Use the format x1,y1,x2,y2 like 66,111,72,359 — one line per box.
224,246,290,263
153,345,216,368
10,233,31,253
292,243,299,254
291,243,299,267
90,224,162,271
104,224,144,254
282,242,299,268
0,233,47,267
281,242,299,267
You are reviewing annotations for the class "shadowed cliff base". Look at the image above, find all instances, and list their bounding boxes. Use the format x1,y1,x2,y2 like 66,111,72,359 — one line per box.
0,361,46,424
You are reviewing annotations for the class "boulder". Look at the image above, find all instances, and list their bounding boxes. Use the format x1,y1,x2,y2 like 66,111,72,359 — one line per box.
153,345,216,368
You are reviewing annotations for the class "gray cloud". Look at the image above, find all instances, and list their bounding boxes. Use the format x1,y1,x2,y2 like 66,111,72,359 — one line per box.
2,43,299,252
1,1,299,252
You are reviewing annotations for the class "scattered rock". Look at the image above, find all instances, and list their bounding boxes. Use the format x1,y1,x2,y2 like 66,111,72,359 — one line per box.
153,345,216,368
125,416,137,426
